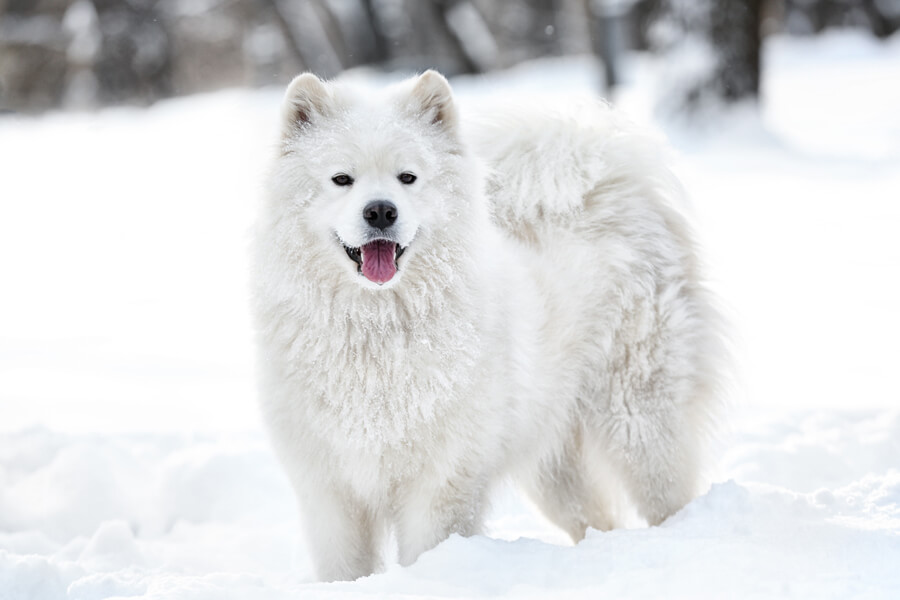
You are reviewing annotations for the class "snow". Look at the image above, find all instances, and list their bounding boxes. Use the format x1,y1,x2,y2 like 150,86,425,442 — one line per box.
2,30,900,598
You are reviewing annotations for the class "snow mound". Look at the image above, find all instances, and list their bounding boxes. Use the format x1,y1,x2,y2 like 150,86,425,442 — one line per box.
1,429,898,599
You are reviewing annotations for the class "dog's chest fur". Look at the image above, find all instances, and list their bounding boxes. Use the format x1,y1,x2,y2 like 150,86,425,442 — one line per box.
272,280,489,451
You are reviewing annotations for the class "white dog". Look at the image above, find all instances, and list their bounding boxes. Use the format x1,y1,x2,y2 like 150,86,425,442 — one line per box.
252,70,725,581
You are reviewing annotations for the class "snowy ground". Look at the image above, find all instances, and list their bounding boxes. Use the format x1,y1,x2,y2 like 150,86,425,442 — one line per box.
2,30,900,599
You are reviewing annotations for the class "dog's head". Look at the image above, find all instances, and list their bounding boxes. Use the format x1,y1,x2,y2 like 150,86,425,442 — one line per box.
273,71,467,290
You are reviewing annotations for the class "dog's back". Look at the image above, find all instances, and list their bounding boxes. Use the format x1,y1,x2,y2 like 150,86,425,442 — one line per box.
464,97,727,530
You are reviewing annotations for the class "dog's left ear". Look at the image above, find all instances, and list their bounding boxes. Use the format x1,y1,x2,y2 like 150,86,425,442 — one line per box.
408,70,458,131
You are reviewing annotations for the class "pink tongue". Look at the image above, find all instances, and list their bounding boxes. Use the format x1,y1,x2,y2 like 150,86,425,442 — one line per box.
361,240,397,284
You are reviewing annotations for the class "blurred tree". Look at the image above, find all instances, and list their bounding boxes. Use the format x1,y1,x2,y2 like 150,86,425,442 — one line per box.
435,0,499,73
360,0,390,64
783,0,899,37
0,0,71,111
588,0,631,93
709,0,761,102
369,0,493,75
91,0,171,104
268,0,343,77
629,0,663,50
651,0,762,118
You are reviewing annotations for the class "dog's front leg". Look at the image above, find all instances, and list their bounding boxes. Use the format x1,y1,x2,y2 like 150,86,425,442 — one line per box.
394,473,488,567
300,483,382,581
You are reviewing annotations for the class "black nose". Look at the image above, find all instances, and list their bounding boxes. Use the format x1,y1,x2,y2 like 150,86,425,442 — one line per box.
363,200,398,230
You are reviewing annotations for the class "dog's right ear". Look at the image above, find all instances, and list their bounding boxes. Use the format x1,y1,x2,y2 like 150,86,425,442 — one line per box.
281,73,330,135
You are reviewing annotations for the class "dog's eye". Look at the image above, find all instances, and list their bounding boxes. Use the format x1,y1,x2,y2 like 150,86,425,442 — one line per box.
398,172,417,185
332,174,354,187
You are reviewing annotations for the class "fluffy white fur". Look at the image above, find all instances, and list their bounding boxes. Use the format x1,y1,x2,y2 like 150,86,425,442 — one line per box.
253,71,726,582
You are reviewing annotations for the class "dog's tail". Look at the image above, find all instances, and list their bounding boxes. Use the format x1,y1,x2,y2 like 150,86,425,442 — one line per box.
463,97,686,244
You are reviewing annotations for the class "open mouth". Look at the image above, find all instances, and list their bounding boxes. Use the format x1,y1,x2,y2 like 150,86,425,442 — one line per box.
344,240,406,285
